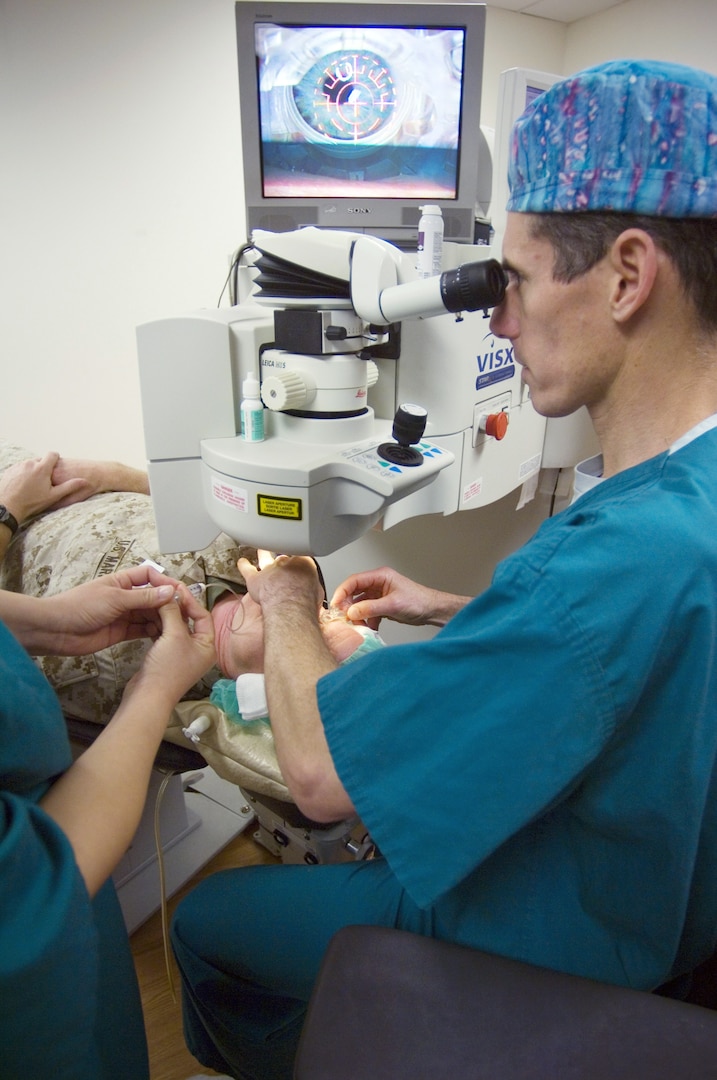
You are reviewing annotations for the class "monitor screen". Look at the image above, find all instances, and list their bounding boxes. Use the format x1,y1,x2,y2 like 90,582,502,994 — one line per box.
236,2,488,246
256,22,465,200
489,66,561,251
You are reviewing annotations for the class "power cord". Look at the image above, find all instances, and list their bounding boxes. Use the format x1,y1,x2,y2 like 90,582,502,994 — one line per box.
152,769,179,1002
217,242,254,307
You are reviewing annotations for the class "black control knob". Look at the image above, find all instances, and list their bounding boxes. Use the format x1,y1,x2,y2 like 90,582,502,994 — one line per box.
378,403,427,467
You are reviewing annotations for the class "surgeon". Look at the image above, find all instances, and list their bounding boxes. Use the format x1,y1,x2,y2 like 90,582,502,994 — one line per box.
171,59,717,1080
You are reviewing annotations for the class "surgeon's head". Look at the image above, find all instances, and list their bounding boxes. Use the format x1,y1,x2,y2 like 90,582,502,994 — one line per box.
507,59,717,222
489,59,717,418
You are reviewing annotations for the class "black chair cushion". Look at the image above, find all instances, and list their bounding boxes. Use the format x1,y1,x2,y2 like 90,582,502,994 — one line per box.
65,714,206,774
295,925,717,1080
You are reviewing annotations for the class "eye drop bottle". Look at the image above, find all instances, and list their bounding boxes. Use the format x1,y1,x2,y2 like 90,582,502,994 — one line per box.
240,375,265,442
415,204,444,278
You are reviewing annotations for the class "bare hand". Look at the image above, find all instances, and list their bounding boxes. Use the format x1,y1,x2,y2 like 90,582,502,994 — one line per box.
331,566,467,629
122,583,216,708
0,452,92,522
237,551,324,615
39,565,185,655
51,457,149,498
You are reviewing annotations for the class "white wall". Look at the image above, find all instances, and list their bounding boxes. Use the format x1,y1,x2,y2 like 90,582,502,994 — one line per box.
564,0,717,77
0,0,564,468
1,0,711,610
1,0,244,466
482,8,566,126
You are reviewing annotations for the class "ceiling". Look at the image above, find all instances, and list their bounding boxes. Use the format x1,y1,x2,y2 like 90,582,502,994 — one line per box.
487,0,626,22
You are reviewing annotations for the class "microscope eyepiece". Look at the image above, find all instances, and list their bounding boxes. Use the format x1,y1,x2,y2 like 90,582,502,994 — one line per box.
439,259,507,314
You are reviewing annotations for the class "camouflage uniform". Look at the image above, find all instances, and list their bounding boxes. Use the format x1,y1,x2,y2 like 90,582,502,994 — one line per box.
0,440,254,723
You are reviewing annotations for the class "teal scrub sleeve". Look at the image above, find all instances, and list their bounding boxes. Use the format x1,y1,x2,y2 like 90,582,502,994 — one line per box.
320,446,717,914
0,624,148,1079
319,553,615,911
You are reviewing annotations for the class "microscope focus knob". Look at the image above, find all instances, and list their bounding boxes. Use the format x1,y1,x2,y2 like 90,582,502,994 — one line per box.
261,371,314,411
365,360,379,388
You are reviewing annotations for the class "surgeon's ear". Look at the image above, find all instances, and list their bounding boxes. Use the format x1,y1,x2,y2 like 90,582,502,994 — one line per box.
608,228,659,323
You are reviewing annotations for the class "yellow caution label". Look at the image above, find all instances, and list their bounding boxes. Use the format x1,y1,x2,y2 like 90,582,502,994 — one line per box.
257,494,303,521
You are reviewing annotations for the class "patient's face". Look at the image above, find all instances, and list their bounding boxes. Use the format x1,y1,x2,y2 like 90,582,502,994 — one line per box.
211,592,367,680
212,592,265,680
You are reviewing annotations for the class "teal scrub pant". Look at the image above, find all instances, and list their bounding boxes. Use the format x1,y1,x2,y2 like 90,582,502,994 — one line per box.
170,857,426,1080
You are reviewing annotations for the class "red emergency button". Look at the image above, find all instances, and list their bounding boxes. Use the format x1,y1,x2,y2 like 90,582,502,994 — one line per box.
484,411,509,440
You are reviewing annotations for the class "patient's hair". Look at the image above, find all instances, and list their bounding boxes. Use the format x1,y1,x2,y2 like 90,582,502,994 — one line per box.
530,213,717,334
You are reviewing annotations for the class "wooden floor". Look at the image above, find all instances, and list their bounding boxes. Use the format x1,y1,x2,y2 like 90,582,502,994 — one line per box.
130,824,277,1080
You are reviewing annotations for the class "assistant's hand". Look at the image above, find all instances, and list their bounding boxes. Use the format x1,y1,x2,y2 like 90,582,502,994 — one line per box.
0,452,92,522
32,565,184,655
331,566,472,629
122,583,216,709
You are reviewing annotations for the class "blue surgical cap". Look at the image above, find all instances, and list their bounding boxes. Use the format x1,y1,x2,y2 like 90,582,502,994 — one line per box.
507,59,717,218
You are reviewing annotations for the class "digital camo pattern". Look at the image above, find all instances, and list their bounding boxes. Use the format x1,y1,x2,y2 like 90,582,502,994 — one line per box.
0,440,256,725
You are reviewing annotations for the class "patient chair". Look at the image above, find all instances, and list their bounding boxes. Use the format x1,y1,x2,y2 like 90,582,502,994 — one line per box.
164,700,375,866
294,925,717,1079
68,713,373,867
65,714,206,774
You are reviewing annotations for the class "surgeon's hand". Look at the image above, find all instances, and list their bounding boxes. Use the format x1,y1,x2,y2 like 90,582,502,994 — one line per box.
331,566,472,630
238,551,324,616
17,565,183,656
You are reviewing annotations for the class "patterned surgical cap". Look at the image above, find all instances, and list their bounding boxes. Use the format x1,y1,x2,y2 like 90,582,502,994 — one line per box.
507,59,717,218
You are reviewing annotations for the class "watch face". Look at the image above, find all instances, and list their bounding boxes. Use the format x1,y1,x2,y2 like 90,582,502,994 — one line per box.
294,50,397,142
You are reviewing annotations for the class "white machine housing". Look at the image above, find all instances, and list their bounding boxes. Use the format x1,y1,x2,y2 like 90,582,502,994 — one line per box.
138,229,553,556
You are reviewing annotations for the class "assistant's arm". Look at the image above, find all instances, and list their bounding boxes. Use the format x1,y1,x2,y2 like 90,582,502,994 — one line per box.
39,583,216,896
331,565,472,630
238,555,356,822
0,564,177,654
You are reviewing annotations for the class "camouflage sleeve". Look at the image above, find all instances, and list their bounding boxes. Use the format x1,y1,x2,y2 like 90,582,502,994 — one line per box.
0,440,258,725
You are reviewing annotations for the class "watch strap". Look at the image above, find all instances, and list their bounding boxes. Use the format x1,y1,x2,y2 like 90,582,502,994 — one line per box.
0,505,19,536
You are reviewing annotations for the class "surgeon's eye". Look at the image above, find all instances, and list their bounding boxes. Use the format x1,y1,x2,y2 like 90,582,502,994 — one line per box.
505,267,523,288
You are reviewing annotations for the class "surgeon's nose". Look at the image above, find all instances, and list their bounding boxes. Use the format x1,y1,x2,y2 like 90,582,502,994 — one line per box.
489,299,517,342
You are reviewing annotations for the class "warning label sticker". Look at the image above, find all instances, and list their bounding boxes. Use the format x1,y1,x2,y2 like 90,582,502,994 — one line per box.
211,479,248,513
257,495,303,521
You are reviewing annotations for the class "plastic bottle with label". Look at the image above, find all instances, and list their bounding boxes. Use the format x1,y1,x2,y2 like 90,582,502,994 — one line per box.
415,204,444,278
240,375,265,442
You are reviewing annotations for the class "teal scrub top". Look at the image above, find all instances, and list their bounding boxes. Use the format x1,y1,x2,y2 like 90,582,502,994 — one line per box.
319,429,717,990
0,623,149,1079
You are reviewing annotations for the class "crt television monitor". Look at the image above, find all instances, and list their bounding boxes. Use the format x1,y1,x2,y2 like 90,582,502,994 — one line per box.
235,1,487,247
490,66,561,252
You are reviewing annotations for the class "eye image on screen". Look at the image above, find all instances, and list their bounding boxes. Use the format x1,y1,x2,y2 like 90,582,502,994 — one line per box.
293,49,398,141
255,23,466,199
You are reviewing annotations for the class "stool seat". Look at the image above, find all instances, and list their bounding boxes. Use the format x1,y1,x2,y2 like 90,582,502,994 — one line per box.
295,926,717,1080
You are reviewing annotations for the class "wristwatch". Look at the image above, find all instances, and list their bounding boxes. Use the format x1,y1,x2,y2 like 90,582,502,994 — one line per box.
0,505,19,536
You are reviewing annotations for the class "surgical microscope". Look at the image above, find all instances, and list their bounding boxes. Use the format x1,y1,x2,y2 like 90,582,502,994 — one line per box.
138,227,548,557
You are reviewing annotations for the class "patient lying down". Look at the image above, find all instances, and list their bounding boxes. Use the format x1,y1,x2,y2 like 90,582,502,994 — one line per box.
207,586,384,727
0,440,382,799
165,589,385,799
